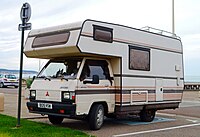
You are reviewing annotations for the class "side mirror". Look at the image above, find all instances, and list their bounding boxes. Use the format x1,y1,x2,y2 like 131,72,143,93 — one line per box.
92,75,99,84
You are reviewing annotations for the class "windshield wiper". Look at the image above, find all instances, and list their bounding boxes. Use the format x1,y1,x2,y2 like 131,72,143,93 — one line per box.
38,76,51,81
61,76,68,81
44,76,51,81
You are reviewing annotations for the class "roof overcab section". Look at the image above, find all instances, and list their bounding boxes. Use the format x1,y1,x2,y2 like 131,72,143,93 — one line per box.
24,21,83,59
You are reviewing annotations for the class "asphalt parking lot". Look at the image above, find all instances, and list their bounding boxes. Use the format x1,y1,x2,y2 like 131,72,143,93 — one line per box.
0,88,200,137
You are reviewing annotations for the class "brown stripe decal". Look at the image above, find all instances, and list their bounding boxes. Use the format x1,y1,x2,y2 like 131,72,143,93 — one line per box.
75,90,116,95
75,89,183,105
114,74,184,80
75,90,183,95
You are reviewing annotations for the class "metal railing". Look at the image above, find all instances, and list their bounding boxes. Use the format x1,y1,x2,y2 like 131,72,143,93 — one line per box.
184,82,200,91
141,26,181,40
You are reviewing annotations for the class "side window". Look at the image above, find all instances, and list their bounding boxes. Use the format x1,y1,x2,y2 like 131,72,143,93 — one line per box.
33,32,70,48
93,25,113,43
129,45,150,71
80,60,111,81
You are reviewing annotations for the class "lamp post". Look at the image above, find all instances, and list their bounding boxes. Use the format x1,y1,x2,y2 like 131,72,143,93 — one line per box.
172,0,175,34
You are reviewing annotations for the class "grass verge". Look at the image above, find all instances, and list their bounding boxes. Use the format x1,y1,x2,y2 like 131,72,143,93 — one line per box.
0,114,92,137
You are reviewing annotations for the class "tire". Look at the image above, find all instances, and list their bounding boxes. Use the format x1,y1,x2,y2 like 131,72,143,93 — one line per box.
140,109,156,122
48,115,64,125
0,83,4,88
89,104,104,130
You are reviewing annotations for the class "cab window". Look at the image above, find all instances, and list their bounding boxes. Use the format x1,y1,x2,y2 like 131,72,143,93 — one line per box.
80,60,111,81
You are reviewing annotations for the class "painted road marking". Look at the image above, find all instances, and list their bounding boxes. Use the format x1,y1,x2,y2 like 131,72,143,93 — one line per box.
157,112,176,117
107,117,175,126
158,112,200,121
186,119,198,123
118,117,175,126
112,123,200,137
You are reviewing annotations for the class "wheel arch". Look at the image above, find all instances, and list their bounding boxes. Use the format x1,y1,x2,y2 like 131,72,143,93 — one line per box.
89,101,108,115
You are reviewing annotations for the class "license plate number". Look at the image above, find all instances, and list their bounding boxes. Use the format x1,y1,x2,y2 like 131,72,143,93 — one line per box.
38,103,52,109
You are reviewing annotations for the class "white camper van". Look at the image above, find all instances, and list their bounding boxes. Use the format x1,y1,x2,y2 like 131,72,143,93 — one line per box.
25,19,184,130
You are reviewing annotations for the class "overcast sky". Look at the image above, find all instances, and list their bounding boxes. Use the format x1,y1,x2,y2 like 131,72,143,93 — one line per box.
0,0,200,79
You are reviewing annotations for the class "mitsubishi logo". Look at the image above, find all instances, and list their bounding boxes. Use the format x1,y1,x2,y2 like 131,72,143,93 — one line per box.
46,91,49,96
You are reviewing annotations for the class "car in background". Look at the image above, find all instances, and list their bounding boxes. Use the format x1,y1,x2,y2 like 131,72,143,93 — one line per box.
0,74,19,88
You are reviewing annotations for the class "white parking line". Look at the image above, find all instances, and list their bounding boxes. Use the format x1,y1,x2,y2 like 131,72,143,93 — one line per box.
157,112,176,117
112,123,200,137
158,112,200,121
186,119,198,123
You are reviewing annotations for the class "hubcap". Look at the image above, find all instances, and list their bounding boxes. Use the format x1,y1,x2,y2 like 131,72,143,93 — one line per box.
97,108,103,126
147,110,154,118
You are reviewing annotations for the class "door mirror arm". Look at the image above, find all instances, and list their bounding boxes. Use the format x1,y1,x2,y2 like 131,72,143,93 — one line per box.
92,75,99,84
83,75,99,84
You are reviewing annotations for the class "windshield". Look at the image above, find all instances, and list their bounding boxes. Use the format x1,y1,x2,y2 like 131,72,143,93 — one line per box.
37,59,82,79
5,75,17,79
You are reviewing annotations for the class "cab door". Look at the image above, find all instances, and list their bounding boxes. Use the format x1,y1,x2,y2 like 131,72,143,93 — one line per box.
76,59,114,115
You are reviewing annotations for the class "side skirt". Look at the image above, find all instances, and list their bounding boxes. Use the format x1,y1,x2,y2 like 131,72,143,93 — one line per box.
115,102,180,115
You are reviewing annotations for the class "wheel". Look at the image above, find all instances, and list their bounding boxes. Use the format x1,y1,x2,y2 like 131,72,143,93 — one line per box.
14,86,18,88
140,109,156,122
0,83,4,88
89,104,104,130
48,115,64,125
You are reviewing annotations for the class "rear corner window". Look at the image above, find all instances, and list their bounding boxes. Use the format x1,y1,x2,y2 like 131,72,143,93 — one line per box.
32,32,70,48
93,25,113,43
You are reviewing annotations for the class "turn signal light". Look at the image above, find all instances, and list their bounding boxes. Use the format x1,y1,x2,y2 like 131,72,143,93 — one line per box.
72,95,75,100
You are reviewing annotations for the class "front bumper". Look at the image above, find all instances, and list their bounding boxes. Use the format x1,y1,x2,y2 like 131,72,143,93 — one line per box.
4,82,18,86
27,101,76,117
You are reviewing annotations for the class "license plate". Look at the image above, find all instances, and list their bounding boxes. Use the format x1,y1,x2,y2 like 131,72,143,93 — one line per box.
38,103,52,109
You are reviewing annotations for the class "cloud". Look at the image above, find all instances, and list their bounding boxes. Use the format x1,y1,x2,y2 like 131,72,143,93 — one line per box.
176,0,200,36
183,34,200,59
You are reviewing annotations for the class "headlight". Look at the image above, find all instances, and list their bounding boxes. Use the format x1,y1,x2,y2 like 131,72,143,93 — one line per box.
30,90,36,101
63,92,70,99
62,91,75,103
30,90,36,97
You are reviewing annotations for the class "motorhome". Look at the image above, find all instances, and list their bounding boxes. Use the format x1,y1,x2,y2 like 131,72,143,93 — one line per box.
25,19,184,130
